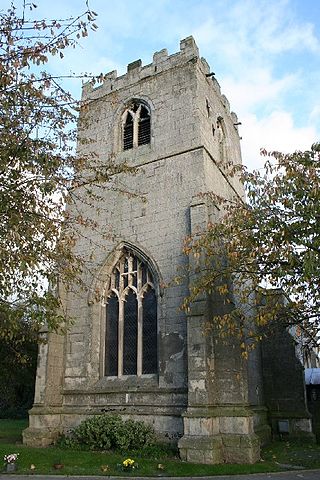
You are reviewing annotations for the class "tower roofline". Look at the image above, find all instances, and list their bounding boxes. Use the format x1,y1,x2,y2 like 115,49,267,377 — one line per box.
81,36,239,125
82,37,212,98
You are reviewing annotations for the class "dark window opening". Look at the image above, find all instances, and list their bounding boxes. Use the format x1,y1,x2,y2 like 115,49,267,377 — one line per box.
142,289,157,374
105,251,158,377
133,257,138,271
123,113,133,150
115,269,120,289
123,290,138,375
138,106,151,146
124,257,128,273
142,263,147,285
122,102,151,151
132,272,137,288
105,294,119,376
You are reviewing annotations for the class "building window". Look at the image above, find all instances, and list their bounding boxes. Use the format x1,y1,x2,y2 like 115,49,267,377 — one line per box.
216,116,227,161
122,101,151,151
105,250,157,376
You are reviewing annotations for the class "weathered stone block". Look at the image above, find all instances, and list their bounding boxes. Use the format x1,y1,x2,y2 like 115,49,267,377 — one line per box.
178,435,223,464
219,416,252,435
23,427,59,447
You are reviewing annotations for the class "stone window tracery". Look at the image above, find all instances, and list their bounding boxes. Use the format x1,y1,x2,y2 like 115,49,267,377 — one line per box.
105,250,157,377
122,101,151,150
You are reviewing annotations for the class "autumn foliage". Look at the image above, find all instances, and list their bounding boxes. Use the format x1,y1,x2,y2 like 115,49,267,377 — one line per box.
183,144,320,352
0,2,135,349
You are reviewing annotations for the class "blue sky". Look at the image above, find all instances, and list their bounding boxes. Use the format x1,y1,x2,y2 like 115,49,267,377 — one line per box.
5,0,320,170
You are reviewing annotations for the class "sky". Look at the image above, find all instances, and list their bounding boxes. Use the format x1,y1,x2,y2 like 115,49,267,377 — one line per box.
4,0,320,170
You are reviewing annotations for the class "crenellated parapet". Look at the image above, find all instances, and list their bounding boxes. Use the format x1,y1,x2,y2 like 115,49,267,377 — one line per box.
81,36,236,121
82,37,198,98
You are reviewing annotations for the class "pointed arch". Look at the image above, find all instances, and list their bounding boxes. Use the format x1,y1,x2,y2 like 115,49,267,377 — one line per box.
121,99,151,150
92,242,160,378
88,241,162,306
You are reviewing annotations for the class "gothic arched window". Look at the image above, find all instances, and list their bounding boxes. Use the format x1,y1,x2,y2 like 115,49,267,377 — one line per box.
123,101,151,151
105,250,157,377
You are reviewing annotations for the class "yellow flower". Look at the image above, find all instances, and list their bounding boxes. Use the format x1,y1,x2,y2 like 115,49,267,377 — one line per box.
123,458,135,467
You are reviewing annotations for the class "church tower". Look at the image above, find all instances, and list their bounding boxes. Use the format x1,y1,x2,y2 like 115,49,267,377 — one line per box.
23,36,313,463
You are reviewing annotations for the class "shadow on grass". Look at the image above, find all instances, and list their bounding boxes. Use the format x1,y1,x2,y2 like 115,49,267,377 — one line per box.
0,419,28,443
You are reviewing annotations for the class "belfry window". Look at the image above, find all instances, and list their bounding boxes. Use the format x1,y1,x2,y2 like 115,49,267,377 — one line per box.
217,115,227,161
105,250,157,377
123,102,151,150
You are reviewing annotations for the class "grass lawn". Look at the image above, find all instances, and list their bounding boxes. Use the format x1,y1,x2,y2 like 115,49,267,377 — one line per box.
0,419,28,443
0,419,320,476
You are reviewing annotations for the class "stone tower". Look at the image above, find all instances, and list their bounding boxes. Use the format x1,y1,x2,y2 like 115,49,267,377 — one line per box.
23,37,313,463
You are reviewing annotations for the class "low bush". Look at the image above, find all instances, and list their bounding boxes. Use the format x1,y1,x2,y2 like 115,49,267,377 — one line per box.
59,414,155,451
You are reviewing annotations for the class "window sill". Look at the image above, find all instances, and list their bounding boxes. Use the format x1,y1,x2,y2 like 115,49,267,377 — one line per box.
116,143,152,163
93,374,159,391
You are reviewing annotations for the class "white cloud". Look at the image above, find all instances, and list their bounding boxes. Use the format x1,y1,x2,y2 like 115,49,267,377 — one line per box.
262,22,320,54
190,0,320,110
241,111,318,171
231,0,320,55
192,0,320,66
189,0,320,170
222,69,297,112
310,105,320,122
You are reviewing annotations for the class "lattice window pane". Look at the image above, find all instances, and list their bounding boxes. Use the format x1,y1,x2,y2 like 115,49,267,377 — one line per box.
141,262,148,285
105,294,119,376
105,250,158,378
142,289,157,374
132,272,137,287
123,290,138,375
124,257,129,272
133,256,138,271
115,269,120,289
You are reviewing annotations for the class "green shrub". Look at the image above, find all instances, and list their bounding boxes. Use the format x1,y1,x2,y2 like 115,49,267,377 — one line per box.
62,414,155,451
132,441,179,459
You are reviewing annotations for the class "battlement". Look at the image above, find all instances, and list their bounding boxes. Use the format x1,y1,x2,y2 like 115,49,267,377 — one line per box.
82,36,219,99
81,36,239,121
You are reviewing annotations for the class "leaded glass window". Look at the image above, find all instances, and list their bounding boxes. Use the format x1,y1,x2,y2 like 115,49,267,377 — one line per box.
105,294,118,376
105,250,157,377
